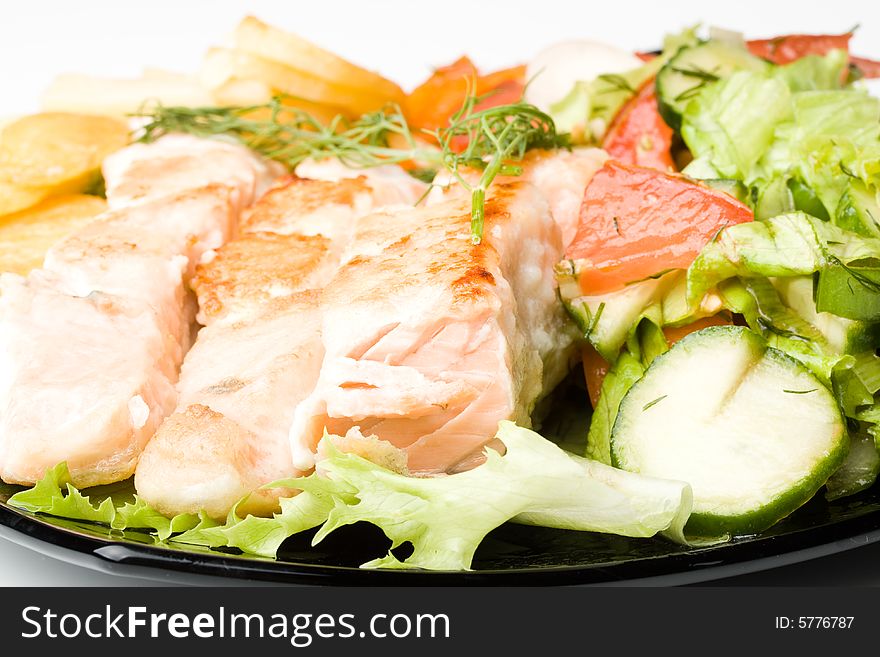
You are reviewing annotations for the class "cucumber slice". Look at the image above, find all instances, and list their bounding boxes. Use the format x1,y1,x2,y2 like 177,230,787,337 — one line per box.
815,261,880,321
754,176,795,221
835,178,880,238
788,178,830,221
772,276,880,354
656,41,769,131
825,432,880,501
559,271,680,362
610,325,847,536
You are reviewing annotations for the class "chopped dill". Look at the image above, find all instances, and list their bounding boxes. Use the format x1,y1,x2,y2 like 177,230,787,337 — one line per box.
642,395,668,411
585,302,606,338
596,73,636,96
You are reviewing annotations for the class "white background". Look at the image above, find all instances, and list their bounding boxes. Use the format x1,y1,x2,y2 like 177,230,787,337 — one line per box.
1,0,880,585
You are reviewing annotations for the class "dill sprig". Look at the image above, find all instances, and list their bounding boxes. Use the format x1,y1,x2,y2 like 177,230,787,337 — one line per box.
137,98,424,170
135,92,569,244
432,92,570,243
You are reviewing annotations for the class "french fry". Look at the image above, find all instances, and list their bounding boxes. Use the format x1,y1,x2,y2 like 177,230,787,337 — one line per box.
0,113,129,188
201,48,392,116
0,194,107,275
234,16,404,104
42,73,214,117
210,78,275,106
211,79,352,125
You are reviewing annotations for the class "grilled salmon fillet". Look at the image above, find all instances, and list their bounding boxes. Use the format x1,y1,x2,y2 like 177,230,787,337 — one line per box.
293,159,428,208
428,148,608,249
44,186,237,353
136,292,324,519
136,169,427,518
192,176,406,325
290,181,577,474
103,134,281,210
0,272,178,486
0,136,277,487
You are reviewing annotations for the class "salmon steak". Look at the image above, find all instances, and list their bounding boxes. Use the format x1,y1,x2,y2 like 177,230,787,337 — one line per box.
135,168,427,518
290,181,577,474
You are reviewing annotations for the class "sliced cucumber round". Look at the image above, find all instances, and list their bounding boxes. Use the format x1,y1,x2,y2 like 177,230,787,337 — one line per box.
610,325,847,536
772,275,880,355
656,41,770,131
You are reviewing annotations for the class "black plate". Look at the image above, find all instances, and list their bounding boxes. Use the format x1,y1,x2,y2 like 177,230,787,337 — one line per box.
3,478,880,585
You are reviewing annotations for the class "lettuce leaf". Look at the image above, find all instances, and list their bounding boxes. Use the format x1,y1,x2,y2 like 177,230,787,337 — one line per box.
686,212,880,306
178,423,692,570
789,90,880,218
8,425,694,571
680,52,879,226
772,50,849,93
7,463,211,541
8,463,116,524
681,71,792,180
316,422,691,569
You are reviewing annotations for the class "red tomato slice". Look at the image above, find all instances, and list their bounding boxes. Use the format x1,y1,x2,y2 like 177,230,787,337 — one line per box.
582,314,732,408
566,161,753,296
582,345,609,409
602,81,674,172
852,56,880,79
747,33,852,64
746,32,880,78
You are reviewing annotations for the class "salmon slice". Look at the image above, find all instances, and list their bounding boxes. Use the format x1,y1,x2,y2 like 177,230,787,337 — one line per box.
293,159,428,208
136,292,324,519
427,148,608,249
290,181,576,474
193,232,332,325
0,272,178,487
193,176,411,325
136,168,426,518
44,186,237,352
0,136,277,487
103,134,281,210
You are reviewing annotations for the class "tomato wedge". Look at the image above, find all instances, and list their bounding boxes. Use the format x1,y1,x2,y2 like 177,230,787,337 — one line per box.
566,161,753,296
582,314,732,407
852,55,880,78
746,32,880,78
404,56,526,134
582,345,610,408
602,81,674,171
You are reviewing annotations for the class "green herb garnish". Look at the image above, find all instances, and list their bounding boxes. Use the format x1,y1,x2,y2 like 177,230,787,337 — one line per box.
642,395,668,411
136,93,569,244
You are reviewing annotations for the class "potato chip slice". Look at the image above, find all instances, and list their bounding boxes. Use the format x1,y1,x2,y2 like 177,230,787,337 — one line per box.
0,113,129,188
0,194,107,275
0,181,50,218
